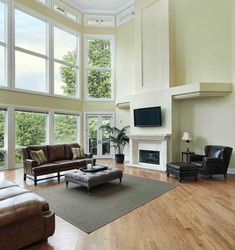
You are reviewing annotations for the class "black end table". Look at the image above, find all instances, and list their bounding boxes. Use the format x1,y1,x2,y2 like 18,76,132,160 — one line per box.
181,151,195,164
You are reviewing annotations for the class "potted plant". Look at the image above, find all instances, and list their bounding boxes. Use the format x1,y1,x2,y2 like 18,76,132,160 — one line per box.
100,125,130,164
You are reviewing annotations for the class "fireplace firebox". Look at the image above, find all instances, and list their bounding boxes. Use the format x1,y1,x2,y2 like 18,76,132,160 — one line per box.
139,150,160,165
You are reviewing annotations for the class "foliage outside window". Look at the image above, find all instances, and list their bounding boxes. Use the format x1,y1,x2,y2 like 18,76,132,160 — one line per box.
0,109,6,168
0,1,7,87
15,110,47,165
15,9,48,93
85,36,114,99
54,113,78,144
54,26,79,97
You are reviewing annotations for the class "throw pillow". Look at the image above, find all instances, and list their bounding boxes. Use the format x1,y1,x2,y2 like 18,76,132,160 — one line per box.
30,149,47,166
71,147,85,160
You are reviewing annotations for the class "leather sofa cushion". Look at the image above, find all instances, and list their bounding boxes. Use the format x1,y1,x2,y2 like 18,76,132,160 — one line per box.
27,146,49,161
208,147,224,158
32,163,60,174
0,192,48,226
64,143,80,159
48,144,65,162
0,186,30,201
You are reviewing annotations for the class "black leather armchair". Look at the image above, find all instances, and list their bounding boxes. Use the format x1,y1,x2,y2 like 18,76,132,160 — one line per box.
190,145,233,178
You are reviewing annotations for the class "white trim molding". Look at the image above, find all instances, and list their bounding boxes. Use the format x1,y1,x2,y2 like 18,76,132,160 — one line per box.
227,168,235,175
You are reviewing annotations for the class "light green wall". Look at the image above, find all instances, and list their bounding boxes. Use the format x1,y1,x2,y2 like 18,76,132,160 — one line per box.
173,0,235,168
172,0,232,85
116,20,135,99
115,20,135,130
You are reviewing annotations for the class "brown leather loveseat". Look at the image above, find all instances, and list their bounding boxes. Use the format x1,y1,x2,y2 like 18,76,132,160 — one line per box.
0,180,55,250
22,143,96,186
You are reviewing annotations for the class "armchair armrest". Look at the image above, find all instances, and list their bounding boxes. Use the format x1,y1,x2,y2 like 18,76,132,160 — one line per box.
190,154,205,162
203,157,224,165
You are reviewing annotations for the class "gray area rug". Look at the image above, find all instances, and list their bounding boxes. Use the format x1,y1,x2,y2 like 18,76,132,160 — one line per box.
36,174,176,233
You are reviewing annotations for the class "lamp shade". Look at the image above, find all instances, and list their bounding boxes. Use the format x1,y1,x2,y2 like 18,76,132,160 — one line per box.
182,132,192,141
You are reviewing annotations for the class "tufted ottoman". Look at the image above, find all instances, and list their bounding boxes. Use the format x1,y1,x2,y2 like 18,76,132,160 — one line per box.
166,162,198,182
65,167,123,192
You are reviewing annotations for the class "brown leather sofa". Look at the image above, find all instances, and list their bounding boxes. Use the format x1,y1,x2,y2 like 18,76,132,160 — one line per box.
0,180,55,250
22,143,96,186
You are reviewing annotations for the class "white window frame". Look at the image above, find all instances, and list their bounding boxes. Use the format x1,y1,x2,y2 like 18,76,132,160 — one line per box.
84,15,115,28
0,0,8,88
52,22,81,99
84,34,115,102
53,110,80,144
14,3,50,94
0,106,7,169
83,112,115,158
52,0,81,25
116,5,135,26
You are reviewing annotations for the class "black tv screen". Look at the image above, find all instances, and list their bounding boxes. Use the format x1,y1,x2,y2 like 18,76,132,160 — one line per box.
134,106,162,127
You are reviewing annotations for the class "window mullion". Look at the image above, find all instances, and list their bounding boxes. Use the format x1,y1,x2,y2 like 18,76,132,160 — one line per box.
49,20,53,95
15,46,48,60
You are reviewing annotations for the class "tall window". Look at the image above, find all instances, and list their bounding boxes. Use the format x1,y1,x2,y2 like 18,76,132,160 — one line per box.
15,110,48,165
0,108,6,169
0,1,7,87
15,8,48,93
54,113,79,144
85,35,114,100
53,26,79,98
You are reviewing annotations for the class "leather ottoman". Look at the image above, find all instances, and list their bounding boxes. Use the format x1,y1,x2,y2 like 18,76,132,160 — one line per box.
166,162,198,182
65,167,123,192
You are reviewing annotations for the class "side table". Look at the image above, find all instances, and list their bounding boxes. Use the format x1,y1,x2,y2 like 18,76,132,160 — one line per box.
181,151,195,164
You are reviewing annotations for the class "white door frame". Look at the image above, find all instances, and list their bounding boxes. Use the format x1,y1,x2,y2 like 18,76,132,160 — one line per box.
83,112,115,159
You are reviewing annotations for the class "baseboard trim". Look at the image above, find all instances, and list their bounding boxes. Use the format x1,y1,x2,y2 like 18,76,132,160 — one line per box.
227,168,235,174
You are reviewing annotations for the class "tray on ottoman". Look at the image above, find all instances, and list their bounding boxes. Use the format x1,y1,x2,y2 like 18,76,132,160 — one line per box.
166,162,198,182
80,165,108,173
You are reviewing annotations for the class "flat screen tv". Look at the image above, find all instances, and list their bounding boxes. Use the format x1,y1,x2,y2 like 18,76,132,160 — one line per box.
134,106,162,127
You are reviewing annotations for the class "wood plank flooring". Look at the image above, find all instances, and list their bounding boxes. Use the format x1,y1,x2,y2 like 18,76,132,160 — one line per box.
1,160,235,250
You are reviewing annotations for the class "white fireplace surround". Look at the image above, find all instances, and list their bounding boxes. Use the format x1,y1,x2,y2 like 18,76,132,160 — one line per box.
128,134,170,171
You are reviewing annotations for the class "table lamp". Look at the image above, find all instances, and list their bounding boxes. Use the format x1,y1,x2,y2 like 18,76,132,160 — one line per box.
182,132,192,152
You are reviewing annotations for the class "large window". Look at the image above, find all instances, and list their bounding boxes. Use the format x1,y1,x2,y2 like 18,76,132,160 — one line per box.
54,26,79,98
0,108,6,169
54,113,79,144
85,35,114,100
15,8,48,93
0,1,7,87
15,110,48,165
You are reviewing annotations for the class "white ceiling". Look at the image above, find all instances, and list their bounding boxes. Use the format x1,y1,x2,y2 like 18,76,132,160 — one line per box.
68,0,134,13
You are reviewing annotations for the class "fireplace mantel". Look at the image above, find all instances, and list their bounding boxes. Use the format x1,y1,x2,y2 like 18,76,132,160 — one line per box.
128,134,170,141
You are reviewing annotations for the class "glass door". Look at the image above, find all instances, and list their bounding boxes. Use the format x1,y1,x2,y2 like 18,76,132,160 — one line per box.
86,114,113,158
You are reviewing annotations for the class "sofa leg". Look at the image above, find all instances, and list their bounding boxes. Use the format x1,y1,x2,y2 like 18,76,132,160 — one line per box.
66,181,68,187
209,175,212,179
167,172,170,177
24,173,26,181
34,176,37,186
224,174,227,179
58,172,60,182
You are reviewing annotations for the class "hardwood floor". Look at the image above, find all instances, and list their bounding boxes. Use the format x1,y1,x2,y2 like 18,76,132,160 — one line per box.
1,160,235,250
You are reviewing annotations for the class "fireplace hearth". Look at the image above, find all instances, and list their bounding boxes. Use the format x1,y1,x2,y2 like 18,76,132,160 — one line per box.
139,150,160,165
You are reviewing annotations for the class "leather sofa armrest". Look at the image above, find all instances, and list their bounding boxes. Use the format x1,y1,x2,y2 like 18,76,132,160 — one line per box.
25,159,38,168
190,154,205,162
